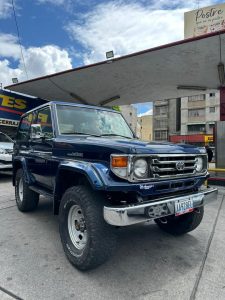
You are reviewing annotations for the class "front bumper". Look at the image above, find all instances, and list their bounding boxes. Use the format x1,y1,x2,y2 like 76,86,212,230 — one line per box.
104,187,218,226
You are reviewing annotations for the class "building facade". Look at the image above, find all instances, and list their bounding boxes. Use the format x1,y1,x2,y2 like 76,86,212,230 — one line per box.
152,91,219,145
138,114,153,141
120,105,138,135
153,98,181,141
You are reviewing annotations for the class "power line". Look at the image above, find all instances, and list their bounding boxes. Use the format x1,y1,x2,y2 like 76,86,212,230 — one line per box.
11,0,28,80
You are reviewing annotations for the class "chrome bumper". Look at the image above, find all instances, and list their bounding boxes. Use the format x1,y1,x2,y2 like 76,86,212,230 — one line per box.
103,187,218,226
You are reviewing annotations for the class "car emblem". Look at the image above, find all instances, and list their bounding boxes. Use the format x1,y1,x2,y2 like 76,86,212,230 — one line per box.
176,161,185,171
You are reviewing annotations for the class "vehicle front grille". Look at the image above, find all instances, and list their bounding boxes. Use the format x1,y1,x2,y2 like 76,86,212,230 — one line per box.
151,154,198,179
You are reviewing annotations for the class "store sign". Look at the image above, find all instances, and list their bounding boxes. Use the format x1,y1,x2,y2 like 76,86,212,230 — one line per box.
204,135,213,142
184,3,225,38
0,90,46,127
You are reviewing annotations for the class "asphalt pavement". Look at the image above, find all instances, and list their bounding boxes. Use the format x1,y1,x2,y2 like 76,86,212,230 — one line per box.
0,174,224,300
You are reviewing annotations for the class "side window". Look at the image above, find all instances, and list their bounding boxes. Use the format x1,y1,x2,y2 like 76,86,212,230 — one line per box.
35,107,53,139
17,113,33,141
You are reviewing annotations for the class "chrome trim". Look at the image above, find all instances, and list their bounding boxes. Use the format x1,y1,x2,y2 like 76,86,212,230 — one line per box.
104,187,218,226
110,153,208,182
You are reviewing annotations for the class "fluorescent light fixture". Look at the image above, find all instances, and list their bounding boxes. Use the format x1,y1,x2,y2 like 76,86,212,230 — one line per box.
106,50,114,59
218,62,225,86
177,85,207,91
12,77,18,84
100,95,120,106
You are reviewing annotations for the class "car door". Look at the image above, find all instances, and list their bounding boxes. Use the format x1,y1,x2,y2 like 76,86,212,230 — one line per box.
28,106,56,190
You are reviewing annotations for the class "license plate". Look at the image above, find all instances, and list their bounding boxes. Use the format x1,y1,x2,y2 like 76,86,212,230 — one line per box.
175,198,194,216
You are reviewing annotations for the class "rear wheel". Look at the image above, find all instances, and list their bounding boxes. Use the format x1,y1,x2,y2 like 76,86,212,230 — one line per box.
59,185,117,271
15,169,39,212
155,207,204,235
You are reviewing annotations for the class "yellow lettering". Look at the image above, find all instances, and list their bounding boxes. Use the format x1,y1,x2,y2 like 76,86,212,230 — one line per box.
1,95,14,108
38,113,48,123
14,99,27,110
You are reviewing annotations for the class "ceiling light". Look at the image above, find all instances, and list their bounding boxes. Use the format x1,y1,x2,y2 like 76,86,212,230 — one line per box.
177,85,207,91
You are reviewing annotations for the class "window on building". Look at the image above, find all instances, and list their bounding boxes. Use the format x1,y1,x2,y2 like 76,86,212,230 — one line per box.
187,124,206,132
209,93,215,97
188,108,205,117
155,105,168,115
209,107,215,113
154,130,168,140
188,94,205,101
154,119,168,128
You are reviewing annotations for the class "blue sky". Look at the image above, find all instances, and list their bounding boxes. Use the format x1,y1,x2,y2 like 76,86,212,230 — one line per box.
0,0,223,115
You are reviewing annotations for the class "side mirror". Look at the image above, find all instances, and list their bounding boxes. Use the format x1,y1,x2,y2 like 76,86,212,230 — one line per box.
31,124,44,139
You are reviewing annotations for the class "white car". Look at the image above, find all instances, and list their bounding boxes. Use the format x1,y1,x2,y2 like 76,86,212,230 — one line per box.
0,132,13,170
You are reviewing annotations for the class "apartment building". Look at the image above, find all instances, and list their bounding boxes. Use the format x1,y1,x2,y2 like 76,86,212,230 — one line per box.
120,105,138,135
153,98,181,141
153,91,220,145
138,114,153,141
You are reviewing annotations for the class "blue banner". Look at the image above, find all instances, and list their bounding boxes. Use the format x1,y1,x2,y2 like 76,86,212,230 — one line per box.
0,89,47,127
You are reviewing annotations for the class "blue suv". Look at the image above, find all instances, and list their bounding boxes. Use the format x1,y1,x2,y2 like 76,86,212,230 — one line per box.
13,101,217,270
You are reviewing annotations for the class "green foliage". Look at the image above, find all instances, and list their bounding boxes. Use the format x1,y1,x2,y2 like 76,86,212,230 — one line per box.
112,106,121,112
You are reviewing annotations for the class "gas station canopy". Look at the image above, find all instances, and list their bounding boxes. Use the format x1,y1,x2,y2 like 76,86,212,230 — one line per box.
5,30,225,106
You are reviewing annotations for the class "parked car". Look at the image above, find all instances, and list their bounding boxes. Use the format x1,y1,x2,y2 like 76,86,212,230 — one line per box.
12,102,218,270
0,132,13,170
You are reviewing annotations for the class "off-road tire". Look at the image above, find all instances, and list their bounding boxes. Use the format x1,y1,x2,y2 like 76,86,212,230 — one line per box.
15,169,39,212
59,185,117,271
155,207,204,235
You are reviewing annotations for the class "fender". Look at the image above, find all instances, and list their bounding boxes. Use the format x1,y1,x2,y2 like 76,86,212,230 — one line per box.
12,157,35,186
54,160,106,194
53,160,106,214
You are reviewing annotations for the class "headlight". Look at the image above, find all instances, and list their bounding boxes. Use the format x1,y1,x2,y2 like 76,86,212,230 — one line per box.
0,148,6,154
111,155,129,179
133,159,148,178
195,156,204,172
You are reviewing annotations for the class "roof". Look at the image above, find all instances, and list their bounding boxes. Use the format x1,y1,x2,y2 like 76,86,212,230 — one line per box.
5,30,225,106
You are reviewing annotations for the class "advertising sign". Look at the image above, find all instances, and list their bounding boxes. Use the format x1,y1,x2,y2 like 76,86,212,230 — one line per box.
0,90,46,127
184,3,225,38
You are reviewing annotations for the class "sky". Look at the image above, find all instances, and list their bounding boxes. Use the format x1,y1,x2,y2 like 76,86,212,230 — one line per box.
0,0,223,115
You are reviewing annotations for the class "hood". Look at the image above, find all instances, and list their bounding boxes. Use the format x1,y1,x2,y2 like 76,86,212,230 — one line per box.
54,136,205,161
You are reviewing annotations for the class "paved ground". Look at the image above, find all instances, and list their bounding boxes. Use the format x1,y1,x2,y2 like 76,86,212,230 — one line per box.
0,174,224,300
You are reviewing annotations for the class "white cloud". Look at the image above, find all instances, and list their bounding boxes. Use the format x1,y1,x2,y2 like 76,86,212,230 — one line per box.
21,45,72,79
0,33,21,59
0,59,22,87
0,0,12,19
138,109,153,117
66,0,219,64
0,39,73,86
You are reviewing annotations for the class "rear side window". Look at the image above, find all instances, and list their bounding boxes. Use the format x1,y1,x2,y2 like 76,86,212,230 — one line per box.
17,113,33,141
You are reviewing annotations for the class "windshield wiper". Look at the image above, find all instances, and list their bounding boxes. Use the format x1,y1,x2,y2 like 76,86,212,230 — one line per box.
100,133,133,139
61,132,100,137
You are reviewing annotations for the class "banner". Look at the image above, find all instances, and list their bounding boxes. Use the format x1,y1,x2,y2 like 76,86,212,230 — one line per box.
184,3,225,38
0,90,47,127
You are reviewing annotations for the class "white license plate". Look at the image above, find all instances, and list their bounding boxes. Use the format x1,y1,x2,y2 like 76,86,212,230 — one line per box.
174,198,194,216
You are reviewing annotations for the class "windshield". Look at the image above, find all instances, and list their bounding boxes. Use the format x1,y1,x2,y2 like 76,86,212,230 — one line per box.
0,132,12,143
56,105,134,139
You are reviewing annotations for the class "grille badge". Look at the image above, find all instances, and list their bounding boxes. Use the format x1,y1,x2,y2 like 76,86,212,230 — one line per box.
176,161,185,171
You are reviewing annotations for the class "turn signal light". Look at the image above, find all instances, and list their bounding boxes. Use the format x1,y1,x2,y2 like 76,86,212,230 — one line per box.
111,156,128,168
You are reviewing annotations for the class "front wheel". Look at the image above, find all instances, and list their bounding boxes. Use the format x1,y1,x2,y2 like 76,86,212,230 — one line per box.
15,169,39,212
155,207,204,235
59,185,117,271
